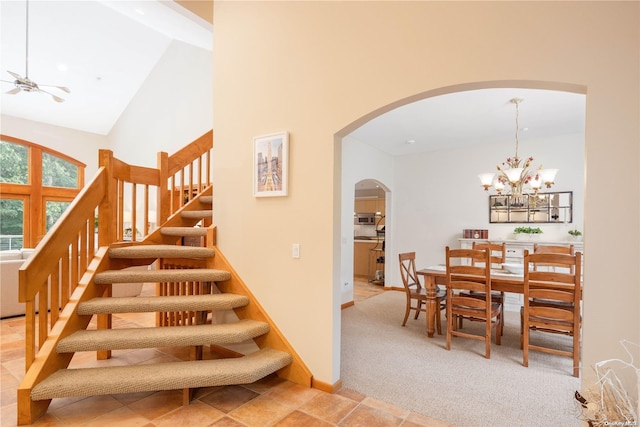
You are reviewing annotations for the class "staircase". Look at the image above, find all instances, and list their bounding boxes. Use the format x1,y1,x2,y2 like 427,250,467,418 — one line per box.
17,132,312,425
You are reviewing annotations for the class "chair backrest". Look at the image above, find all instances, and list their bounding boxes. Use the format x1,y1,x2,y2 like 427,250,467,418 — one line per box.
398,252,421,291
524,250,582,307
445,247,491,295
472,242,506,269
532,244,575,273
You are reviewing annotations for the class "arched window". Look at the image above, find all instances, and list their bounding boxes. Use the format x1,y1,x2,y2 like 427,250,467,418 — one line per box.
0,135,85,250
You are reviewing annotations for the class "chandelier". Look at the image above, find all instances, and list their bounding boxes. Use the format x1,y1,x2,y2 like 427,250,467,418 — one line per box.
478,98,558,196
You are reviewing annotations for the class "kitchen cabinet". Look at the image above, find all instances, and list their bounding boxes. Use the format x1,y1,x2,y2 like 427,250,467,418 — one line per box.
354,240,381,277
355,198,384,215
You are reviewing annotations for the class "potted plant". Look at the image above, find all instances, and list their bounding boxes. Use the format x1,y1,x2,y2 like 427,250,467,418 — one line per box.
513,226,543,240
568,229,582,241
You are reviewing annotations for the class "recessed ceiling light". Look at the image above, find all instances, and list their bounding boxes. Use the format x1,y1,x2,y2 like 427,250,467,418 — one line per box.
405,139,416,144
134,8,145,16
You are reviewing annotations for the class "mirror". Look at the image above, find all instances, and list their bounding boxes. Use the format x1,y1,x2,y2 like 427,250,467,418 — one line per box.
489,191,572,224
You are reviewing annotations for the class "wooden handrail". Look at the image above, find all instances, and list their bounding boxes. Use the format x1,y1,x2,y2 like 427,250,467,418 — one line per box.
19,167,107,368
19,132,214,369
19,168,106,302
17,132,215,423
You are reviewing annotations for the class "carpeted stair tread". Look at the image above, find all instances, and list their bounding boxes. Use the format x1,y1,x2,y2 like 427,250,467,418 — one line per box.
57,319,270,353
181,210,213,219
78,293,249,315
31,347,292,401
160,227,208,237
95,268,230,284
199,196,213,204
108,244,214,259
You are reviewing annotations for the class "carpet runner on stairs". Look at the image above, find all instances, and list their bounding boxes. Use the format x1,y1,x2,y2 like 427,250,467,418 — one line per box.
26,195,294,406
31,348,292,400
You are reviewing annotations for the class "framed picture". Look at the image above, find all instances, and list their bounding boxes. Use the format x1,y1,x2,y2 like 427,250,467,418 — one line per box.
253,131,289,197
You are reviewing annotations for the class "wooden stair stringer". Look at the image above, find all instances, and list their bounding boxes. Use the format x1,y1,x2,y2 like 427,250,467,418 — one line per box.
207,245,313,388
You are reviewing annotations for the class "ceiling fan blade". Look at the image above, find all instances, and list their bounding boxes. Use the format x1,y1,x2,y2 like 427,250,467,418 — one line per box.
7,70,23,80
39,83,71,93
5,88,21,95
39,88,65,103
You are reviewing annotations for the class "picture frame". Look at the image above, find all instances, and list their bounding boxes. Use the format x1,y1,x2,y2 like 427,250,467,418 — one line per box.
253,131,289,197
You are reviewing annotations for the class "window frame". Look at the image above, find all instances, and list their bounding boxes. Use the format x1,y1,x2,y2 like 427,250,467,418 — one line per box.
0,135,85,248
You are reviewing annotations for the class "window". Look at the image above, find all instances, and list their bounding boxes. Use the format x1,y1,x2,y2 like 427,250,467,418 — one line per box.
0,197,26,250
42,152,79,188
0,140,28,184
0,135,85,250
45,200,72,232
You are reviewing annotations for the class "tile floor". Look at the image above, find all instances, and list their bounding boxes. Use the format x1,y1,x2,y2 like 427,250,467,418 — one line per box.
0,282,450,427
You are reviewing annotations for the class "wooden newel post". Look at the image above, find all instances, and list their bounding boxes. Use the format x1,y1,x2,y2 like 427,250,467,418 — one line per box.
97,150,116,248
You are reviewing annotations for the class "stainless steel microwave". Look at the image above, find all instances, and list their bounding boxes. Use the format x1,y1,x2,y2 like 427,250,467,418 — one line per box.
354,213,376,225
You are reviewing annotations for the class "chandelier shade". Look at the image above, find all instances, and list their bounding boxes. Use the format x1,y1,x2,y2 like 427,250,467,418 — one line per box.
478,98,558,196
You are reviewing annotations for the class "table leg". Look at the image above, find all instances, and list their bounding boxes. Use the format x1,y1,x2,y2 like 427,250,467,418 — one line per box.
423,275,437,338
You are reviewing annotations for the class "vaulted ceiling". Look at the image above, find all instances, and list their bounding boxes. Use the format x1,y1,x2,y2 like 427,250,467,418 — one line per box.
0,0,213,135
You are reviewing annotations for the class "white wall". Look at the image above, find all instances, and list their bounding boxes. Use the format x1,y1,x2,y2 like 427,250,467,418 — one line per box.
340,129,584,301
0,115,107,177
108,39,213,166
388,131,584,290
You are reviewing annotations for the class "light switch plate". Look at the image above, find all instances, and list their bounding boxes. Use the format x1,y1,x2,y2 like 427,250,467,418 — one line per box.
292,243,300,258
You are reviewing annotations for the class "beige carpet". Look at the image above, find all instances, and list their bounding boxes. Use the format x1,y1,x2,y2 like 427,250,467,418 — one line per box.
341,290,582,427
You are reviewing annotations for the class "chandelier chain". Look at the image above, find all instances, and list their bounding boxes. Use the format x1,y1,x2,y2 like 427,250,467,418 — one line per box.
514,99,519,158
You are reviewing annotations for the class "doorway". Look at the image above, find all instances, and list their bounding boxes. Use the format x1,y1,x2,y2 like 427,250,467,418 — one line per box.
353,179,387,300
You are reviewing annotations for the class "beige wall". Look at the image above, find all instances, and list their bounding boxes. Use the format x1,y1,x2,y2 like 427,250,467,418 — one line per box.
213,1,640,386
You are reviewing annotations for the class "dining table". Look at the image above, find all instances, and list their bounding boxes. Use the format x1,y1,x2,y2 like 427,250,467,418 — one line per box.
417,265,525,338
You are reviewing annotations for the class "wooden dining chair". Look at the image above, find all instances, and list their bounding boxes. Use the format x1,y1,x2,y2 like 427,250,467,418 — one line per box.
458,242,506,333
522,250,582,377
398,252,446,335
445,246,502,359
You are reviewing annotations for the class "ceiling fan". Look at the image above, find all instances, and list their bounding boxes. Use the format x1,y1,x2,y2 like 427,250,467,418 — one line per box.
1,0,70,103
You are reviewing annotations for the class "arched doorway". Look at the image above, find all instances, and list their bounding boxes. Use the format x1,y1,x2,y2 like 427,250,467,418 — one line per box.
338,81,586,425
353,179,389,302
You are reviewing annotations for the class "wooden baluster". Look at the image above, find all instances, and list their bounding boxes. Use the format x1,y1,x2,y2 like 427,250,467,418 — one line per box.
38,281,48,348
50,261,60,325
131,183,137,241
61,248,70,306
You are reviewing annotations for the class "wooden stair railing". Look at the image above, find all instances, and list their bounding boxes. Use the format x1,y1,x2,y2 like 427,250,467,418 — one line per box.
17,132,214,423
17,130,313,425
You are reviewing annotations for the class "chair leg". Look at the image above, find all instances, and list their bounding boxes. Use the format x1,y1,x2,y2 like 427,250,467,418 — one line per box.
446,313,452,350
519,307,524,349
435,308,442,335
572,330,580,377
499,292,505,336
485,322,491,359
414,299,422,320
523,323,529,368
402,298,411,327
